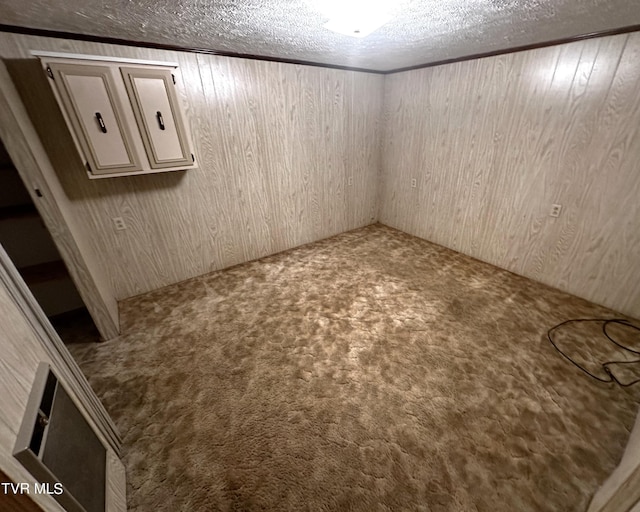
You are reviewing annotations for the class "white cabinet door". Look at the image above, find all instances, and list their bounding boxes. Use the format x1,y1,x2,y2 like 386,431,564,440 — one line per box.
48,63,141,175
120,68,193,169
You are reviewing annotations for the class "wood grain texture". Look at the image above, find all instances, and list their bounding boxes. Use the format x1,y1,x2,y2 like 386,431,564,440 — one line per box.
0,32,383,299
0,58,119,339
0,275,75,512
0,243,121,453
380,32,640,319
105,451,126,512
0,262,124,511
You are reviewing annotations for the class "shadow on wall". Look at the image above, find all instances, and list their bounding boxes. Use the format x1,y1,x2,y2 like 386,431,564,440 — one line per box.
4,58,187,201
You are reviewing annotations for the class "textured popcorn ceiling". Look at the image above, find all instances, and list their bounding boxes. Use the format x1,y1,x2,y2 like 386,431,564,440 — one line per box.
0,0,639,71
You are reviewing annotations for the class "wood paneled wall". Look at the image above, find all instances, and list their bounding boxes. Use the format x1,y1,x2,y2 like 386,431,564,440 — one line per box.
0,33,382,299
0,280,66,512
0,270,125,511
2,31,638,319
380,32,640,319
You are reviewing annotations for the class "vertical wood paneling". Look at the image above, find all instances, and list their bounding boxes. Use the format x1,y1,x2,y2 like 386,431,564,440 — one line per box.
0,290,65,512
380,32,640,319
105,451,126,512
0,32,383,299
0,274,125,511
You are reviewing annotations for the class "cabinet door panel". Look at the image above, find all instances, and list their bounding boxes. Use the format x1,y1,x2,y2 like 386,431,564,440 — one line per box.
49,63,141,174
120,68,192,169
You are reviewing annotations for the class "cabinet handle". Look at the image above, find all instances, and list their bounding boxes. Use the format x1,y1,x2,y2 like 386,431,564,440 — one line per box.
156,111,165,130
95,112,107,133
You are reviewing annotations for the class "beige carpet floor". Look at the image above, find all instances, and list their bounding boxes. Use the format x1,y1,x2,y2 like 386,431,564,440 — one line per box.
64,224,640,511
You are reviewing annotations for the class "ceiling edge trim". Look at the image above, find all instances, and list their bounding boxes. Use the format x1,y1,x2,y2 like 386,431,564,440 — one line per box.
385,23,640,74
1,23,640,75
0,24,385,75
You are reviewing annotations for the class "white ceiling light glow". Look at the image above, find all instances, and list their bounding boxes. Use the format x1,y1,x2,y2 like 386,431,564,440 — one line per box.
314,0,402,38
323,11,392,38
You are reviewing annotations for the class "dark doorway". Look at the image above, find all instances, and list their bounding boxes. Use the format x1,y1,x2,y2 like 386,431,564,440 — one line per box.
0,138,99,343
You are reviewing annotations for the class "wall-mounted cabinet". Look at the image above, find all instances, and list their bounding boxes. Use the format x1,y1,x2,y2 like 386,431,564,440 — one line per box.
34,51,196,179
120,67,193,170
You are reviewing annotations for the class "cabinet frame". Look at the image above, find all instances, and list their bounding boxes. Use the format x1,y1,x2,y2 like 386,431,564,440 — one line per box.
120,67,193,169
33,51,197,179
47,62,142,175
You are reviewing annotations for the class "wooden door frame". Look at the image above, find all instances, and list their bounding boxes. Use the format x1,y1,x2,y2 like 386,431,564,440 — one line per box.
0,242,122,454
0,59,119,340
0,55,121,454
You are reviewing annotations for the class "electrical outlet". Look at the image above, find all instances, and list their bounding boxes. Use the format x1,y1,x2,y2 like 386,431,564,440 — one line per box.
549,204,562,218
411,178,417,188
112,217,127,230
347,176,353,186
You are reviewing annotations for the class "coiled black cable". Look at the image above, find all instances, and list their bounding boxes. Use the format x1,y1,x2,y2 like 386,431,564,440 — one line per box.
547,318,640,387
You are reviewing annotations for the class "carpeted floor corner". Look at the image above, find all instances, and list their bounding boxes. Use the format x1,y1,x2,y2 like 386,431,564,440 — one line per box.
64,223,640,511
